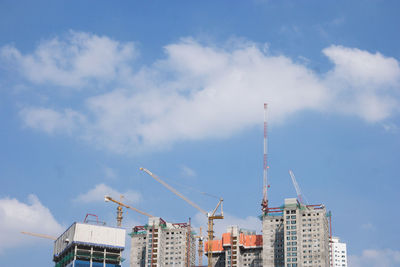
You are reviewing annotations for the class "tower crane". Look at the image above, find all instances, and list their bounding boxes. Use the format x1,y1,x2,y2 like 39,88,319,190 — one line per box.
140,167,224,267
194,227,204,267
21,231,57,240
261,103,270,214
104,195,153,227
289,170,307,205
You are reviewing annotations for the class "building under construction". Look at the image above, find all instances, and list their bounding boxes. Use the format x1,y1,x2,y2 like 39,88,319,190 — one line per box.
130,217,196,267
53,219,126,267
201,198,329,267
262,198,330,267
205,225,263,267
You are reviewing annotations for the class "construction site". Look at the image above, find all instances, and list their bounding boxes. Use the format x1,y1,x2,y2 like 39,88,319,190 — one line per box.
21,104,347,267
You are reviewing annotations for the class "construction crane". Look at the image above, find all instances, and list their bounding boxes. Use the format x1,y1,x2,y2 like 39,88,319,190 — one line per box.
21,231,57,240
289,170,307,205
104,195,153,227
140,167,223,267
261,103,270,214
194,227,204,267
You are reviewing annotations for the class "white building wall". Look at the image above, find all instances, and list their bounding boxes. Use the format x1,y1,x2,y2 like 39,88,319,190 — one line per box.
330,237,347,267
54,222,125,257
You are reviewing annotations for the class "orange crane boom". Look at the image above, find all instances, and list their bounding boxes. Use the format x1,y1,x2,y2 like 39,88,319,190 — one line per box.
140,167,223,267
104,195,153,227
21,231,57,240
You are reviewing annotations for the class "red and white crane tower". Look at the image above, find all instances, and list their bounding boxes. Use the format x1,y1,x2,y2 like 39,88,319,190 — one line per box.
261,103,269,213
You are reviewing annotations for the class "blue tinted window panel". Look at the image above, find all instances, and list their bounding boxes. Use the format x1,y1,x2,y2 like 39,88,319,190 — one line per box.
74,260,91,267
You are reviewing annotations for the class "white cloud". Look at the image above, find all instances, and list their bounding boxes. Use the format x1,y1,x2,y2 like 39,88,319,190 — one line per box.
180,165,197,178
323,45,400,88
323,45,400,122
382,122,399,133
20,107,85,134
75,183,141,204
2,33,400,153
0,31,135,88
0,195,63,252
349,249,400,267
193,212,261,237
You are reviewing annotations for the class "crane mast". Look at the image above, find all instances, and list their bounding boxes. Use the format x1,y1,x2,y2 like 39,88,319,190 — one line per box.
140,167,223,267
194,227,204,266
261,103,269,213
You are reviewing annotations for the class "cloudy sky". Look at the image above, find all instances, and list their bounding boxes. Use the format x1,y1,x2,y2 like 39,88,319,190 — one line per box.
1,1,400,266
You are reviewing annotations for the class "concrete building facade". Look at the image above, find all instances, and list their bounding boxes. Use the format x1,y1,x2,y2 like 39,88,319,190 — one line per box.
130,217,196,267
330,237,347,267
262,198,330,267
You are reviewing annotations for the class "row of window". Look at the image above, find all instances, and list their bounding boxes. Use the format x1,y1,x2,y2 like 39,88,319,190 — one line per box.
302,218,319,221
286,210,297,214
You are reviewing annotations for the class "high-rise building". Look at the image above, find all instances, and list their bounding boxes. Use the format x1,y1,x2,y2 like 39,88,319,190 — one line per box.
330,237,347,267
262,198,330,267
205,225,263,267
130,217,196,267
53,222,126,267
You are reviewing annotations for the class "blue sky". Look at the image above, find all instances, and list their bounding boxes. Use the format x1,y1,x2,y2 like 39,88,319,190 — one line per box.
1,1,400,266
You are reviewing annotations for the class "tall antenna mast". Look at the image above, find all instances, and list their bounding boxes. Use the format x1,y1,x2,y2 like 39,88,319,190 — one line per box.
261,103,269,213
